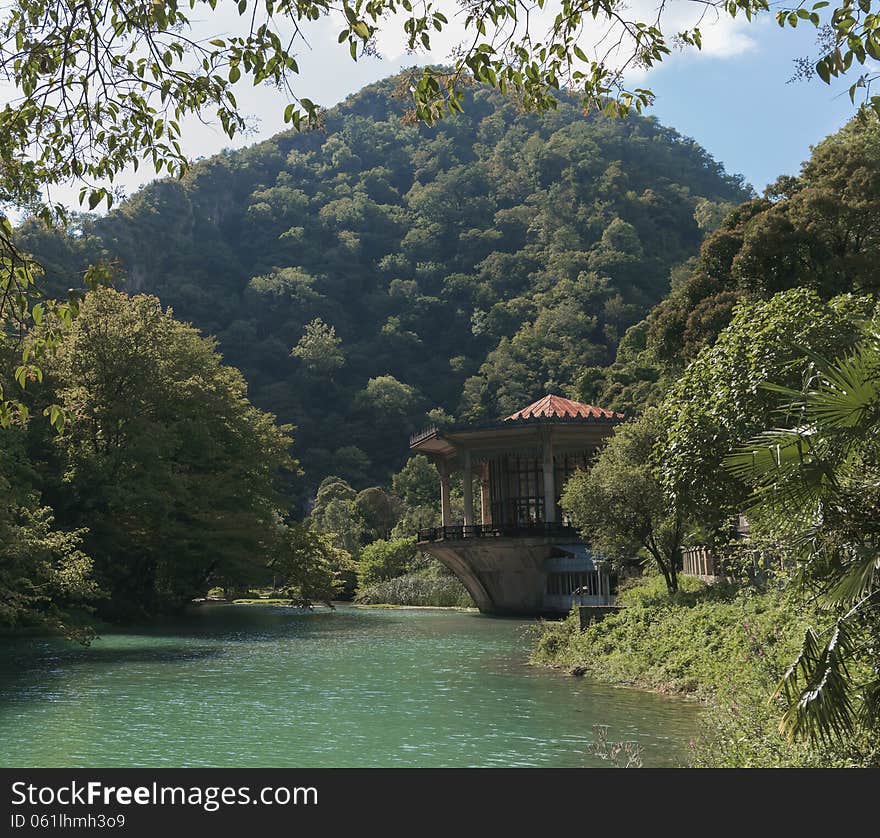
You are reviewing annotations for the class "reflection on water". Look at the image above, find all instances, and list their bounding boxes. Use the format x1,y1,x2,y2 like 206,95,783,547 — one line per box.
0,604,700,767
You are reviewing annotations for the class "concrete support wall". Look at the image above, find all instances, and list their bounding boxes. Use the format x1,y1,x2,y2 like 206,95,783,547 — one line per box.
421,543,494,612
421,536,576,616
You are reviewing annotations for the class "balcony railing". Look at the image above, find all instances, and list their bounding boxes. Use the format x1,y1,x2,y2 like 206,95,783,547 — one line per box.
417,522,578,543
409,425,438,446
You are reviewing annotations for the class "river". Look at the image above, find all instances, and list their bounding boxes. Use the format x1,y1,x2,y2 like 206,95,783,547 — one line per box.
0,604,700,767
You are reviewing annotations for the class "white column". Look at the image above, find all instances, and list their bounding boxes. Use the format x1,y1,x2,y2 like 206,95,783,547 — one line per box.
438,459,452,528
462,450,474,527
542,428,556,524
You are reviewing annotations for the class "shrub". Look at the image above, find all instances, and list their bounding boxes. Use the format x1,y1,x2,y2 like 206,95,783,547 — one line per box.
354,574,473,608
357,538,418,586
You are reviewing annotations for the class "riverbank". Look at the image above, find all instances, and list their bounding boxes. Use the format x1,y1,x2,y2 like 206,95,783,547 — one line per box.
225,598,476,611
531,575,879,767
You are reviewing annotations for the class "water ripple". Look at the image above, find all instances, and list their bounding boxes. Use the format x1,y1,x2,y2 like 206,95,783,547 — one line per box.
0,605,700,767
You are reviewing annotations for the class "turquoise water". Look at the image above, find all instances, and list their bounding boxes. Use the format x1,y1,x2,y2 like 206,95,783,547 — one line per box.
0,604,700,767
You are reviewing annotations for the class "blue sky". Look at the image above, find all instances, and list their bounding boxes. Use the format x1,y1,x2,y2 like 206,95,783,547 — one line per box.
645,22,858,193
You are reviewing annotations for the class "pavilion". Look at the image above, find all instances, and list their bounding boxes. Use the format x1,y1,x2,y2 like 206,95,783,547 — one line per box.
409,394,624,616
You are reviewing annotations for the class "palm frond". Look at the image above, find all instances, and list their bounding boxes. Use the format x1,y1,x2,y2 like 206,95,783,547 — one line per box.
732,334,880,744
762,381,811,422
825,546,880,607
725,427,837,528
856,676,880,732
775,621,858,743
724,428,813,482
804,344,880,430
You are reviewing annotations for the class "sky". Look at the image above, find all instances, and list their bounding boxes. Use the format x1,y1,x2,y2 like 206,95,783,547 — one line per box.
34,3,871,209
645,21,859,193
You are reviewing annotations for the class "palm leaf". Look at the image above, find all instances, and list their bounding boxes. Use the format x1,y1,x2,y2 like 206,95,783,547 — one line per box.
824,546,880,607
804,344,880,430
775,621,858,743
725,428,837,528
724,428,813,481
732,333,880,743
856,675,880,732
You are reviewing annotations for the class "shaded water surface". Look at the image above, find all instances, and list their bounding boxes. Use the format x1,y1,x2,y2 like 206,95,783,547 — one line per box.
0,604,699,767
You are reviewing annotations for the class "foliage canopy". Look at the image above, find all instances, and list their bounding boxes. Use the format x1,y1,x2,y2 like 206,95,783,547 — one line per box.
726,322,880,744
561,408,683,593
17,76,750,499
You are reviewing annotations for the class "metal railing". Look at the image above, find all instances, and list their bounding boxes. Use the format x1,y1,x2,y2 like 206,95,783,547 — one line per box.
417,522,577,543
409,425,438,446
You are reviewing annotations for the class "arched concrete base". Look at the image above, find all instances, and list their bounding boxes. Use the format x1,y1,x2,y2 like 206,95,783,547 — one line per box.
420,536,569,616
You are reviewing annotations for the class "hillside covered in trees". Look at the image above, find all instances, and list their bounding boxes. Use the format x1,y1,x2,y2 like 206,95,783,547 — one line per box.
580,114,880,414
18,73,751,503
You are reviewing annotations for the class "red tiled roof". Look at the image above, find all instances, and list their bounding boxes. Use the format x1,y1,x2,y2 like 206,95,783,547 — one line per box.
505,394,623,422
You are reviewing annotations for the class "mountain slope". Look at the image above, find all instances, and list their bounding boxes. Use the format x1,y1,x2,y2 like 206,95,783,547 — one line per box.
578,112,880,416
19,73,752,502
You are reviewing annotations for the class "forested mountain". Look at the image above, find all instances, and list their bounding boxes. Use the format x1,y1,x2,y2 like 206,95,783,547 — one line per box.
581,114,880,414
18,72,751,501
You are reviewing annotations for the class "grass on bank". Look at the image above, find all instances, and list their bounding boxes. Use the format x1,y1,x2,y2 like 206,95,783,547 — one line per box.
531,574,879,767
206,571,475,609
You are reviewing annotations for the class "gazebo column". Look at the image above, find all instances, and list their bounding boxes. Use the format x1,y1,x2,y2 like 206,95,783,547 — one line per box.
480,462,491,526
438,459,452,528
462,450,474,527
542,428,556,524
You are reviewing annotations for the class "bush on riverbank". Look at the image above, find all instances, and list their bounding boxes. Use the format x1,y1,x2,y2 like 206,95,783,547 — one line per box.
355,573,473,608
532,575,880,767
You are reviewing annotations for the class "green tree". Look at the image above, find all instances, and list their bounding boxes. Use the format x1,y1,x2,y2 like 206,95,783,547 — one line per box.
590,113,880,414
0,501,99,643
694,198,737,233
309,476,365,556
561,408,684,594
357,375,420,424
0,0,873,222
330,446,371,487
0,426,101,641
38,287,296,618
390,505,441,539
389,454,442,537
2,0,876,429
12,74,752,489
355,486,403,542
268,521,349,607
290,318,345,376
657,289,877,528
392,455,440,509
358,537,418,587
